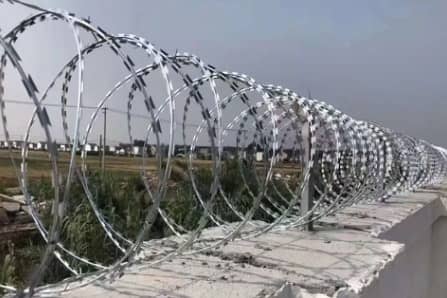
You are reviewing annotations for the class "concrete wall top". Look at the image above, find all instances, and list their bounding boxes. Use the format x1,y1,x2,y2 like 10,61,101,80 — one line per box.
44,184,447,298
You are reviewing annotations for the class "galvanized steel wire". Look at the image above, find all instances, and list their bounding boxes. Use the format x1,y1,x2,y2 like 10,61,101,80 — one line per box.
0,1,446,296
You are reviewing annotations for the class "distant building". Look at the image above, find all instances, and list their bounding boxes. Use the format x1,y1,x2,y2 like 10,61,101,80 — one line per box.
11,140,23,150
58,143,69,152
130,145,155,157
36,141,47,151
116,147,126,155
119,143,132,156
84,143,99,153
133,145,143,156
107,145,116,154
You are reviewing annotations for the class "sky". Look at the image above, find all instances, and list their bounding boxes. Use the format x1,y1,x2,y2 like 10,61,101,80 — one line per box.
0,0,446,146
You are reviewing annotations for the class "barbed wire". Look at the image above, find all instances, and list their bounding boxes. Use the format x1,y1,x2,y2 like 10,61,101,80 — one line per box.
0,1,446,296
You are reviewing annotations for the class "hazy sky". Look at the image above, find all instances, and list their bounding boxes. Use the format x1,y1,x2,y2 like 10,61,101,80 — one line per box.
0,1,446,146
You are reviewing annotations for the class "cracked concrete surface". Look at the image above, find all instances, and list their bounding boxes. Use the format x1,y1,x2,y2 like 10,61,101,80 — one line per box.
44,185,447,298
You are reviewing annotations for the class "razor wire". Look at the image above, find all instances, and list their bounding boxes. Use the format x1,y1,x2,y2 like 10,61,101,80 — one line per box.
0,1,446,296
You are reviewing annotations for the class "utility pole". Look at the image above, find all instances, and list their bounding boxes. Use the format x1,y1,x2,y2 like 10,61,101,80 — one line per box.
99,134,103,165
101,107,108,177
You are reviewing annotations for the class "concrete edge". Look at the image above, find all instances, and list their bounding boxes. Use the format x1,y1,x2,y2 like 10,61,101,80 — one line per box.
333,187,447,297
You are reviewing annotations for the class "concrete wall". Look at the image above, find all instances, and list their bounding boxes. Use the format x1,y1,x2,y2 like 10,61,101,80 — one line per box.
360,224,432,298
429,217,447,298
359,195,447,298
45,186,447,298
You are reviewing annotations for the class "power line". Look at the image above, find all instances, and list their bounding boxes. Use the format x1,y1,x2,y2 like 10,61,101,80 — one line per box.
2,98,99,109
1,98,254,132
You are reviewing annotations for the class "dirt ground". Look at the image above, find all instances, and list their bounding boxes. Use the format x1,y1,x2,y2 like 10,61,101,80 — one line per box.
0,149,300,189
0,150,154,187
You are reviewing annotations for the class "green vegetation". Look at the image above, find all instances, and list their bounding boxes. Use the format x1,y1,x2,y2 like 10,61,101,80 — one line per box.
0,158,297,291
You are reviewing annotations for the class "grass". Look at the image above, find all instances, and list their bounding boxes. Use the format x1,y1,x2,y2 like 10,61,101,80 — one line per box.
0,149,299,183
0,150,302,291
0,150,158,182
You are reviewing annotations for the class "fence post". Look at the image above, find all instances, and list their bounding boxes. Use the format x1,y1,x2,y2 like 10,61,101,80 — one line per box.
301,121,314,231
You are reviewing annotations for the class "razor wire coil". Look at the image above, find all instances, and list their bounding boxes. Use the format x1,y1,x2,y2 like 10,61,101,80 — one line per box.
0,1,446,296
